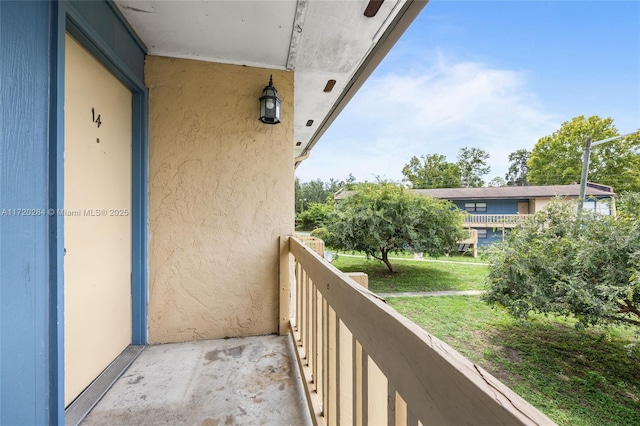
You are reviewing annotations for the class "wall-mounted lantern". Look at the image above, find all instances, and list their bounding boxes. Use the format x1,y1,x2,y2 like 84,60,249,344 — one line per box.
259,75,282,125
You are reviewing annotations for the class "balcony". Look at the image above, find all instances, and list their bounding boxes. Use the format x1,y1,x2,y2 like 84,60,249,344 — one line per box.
76,236,553,425
78,335,312,426
464,213,531,228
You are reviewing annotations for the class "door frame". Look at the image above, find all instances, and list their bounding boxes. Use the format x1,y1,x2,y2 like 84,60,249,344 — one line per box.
50,1,148,422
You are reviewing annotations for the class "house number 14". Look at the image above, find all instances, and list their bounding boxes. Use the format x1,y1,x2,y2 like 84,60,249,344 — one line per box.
91,107,102,128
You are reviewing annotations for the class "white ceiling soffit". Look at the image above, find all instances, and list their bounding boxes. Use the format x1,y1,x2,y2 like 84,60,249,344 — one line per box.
114,0,425,160
292,0,403,156
115,0,296,69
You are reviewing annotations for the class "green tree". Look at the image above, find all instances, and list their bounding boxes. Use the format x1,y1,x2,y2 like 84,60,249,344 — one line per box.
401,154,461,189
297,202,334,230
487,176,506,187
457,147,490,188
342,173,358,190
484,197,640,327
617,191,640,222
295,178,328,213
324,183,465,272
528,116,640,192
505,149,530,186
325,178,345,194
295,176,355,214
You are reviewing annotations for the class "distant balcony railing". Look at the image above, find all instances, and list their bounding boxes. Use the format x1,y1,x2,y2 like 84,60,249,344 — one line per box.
465,213,531,226
285,236,553,425
459,228,478,244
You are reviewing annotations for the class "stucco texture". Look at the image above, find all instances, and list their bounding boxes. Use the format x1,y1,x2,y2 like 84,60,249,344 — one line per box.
146,56,294,343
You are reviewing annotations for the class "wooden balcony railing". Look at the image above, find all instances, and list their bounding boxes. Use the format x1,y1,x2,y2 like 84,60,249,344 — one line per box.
284,236,554,426
464,214,531,226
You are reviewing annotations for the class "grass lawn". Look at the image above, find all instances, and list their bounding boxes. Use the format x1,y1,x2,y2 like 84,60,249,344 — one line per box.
331,249,487,263
330,254,488,292
388,296,640,426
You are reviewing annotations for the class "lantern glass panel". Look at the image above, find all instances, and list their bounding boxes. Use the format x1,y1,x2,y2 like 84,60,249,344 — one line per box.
260,101,266,119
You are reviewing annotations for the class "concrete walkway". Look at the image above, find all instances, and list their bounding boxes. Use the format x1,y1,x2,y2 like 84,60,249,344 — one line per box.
378,290,485,298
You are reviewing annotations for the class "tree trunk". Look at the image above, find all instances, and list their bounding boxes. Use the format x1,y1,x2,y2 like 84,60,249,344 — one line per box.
381,250,395,273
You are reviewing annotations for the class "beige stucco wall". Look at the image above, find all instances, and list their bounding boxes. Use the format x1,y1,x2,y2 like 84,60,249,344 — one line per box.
533,196,577,212
146,56,294,343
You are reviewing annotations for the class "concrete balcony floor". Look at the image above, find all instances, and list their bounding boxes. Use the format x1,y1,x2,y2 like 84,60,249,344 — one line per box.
81,335,312,426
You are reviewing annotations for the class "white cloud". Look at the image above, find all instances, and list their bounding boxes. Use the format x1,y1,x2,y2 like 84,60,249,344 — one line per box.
296,55,559,183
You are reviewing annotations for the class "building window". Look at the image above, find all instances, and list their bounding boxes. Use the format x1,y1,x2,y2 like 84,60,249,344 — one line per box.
583,199,611,215
464,202,487,212
477,229,487,239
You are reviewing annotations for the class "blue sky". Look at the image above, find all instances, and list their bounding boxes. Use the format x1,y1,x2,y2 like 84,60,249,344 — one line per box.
295,0,640,184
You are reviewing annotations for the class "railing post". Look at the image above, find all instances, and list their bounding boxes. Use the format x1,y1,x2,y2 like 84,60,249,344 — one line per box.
322,299,329,420
302,267,308,361
296,262,302,335
303,271,314,362
330,309,339,425
313,286,323,403
350,337,360,426
312,280,318,364
368,357,387,424
279,236,291,335
360,348,368,426
388,383,397,426
339,320,352,424
394,390,408,426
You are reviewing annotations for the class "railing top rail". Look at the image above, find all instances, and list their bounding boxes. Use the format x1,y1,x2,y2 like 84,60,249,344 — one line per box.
289,236,553,426
464,214,530,222
465,213,529,217
469,213,526,216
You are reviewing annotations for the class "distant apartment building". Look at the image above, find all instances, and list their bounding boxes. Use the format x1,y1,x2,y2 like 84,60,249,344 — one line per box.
336,183,615,247
418,183,614,246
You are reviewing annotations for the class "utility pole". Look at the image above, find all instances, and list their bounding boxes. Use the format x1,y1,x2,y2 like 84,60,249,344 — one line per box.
577,130,640,213
577,137,592,214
